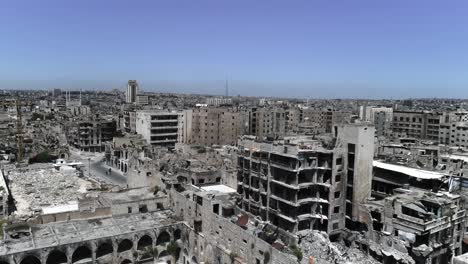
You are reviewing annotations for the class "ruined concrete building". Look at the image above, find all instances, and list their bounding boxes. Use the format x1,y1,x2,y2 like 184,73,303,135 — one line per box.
0,211,185,264
371,160,447,200
105,135,147,174
362,188,465,264
184,107,240,146
359,106,393,137
135,110,185,149
171,187,297,264
68,118,117,152
236,124,375,235
391,110,443,141
247,107,287,139
300,108,352,134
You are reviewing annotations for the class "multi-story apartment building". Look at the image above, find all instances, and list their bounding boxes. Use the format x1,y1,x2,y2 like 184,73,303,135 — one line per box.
285,107,301,134
135,110,183,149
440,122,468,148
365,188,465,264
392,110,443,140
301,108,351,133
359,106,393,136
439,111,468,147
122,109,137,133
205,97,232,106
248,107,287,139
68,119,117,152
126,80,139,104
186,107,240,146
236,124,374,235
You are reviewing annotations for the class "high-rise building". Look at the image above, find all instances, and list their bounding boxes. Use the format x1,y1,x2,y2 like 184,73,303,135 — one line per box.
126,80,139,103
300,108,352,133
185,107,240,146
236,124,375,234
359,106,393,136
135,110,184,149
391,110,443,140
248,107,287,139
439,111,468,147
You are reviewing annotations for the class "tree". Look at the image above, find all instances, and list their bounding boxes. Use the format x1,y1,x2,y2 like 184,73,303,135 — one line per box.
166,240,179,263
142,246,158,262
290,244,303,263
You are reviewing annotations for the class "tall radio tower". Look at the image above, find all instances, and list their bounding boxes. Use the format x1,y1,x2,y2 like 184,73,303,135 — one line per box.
225,78,229,97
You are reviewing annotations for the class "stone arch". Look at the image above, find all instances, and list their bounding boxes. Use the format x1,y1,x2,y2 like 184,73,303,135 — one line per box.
46,249,68,264
156,231,170,245
137,235,153,250
117,239,133,253
159,250,169,258
174,229,182,240
20,255,41,264
72,245,92,263
121,259,132,264
96,241,114,259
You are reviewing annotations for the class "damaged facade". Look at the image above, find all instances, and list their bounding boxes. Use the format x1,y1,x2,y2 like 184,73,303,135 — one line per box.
236,124,374,235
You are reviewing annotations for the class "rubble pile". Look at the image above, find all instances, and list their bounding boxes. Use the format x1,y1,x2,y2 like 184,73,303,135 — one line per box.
299,231,379,264
8,165,94,216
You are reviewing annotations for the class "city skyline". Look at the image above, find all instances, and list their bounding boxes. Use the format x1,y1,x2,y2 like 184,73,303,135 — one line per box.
1,0,468,98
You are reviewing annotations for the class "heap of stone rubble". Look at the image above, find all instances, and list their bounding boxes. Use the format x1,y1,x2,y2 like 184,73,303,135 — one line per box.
299,231,379,264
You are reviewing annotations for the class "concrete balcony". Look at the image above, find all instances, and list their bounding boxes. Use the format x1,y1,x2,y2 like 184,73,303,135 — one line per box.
297,213,328,221
150,132,177,137
150,139,177,144
271,179,299,190
270,194,297,207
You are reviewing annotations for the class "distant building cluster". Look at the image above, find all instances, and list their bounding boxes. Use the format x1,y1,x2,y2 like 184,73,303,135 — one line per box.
3,84,468,264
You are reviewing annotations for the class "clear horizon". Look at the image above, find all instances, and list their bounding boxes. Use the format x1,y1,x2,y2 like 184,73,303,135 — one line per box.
2,0,468,98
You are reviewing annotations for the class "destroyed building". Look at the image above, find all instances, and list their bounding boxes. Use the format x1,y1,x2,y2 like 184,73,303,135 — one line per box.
135,110,184,149
184,107,240,146
4,164,96,218
236,124,375,235
371,161,447,200
67,118,117,152
104,135,147,174
362,188,465,264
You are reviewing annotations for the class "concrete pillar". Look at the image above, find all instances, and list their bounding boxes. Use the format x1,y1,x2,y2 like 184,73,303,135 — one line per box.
91,241,97,263
66,245,73,264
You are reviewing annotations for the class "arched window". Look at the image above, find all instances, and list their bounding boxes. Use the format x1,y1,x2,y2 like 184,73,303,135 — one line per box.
137,235,153,250
117,239,133,253
156,231,170,245
46,250,67,264
96,242,113,258
21,256,41,264
72,245,92,263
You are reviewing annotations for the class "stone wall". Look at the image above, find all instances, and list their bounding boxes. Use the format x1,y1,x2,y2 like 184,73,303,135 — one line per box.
170,189,296,264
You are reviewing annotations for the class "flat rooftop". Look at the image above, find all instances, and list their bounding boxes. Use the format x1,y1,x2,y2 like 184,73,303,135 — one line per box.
200,184,237,194
373,160,445,180
0,211,179,255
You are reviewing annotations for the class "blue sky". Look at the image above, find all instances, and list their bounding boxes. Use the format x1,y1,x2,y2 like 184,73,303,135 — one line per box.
1,0,468,98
